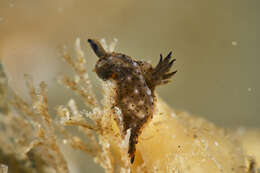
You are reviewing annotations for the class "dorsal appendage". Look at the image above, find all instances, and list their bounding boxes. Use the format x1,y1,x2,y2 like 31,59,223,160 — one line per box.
88,39,107,58
88,38,177,163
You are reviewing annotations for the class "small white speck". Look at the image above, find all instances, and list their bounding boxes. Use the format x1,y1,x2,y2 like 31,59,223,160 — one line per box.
215,141,219,146
68,99,79,116
171,112,176,118
127,76,131,81
114,106,123,121
146,89,151,95
248,88,252,92
65,111,71,120
114,106,122,116
139,114,145,118
232,41,238,46
150,97,153,103
134,89,139,94
133,62,137,67
75,37,84,58
63,139,68,144
75,75,80,83
120,129,131,148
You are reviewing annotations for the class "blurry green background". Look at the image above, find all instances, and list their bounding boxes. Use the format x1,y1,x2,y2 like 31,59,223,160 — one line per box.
0,0,259,171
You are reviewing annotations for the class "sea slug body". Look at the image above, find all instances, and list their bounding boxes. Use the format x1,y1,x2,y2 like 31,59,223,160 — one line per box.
88,39,177,163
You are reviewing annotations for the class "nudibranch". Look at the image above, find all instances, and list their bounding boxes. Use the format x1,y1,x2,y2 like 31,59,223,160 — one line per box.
88,39,177,163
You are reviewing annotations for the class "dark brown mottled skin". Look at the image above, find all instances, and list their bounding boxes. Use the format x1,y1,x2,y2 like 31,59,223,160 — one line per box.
88,39,177,164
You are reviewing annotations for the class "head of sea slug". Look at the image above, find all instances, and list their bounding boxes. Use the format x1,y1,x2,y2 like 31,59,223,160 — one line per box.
88,39,137,81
